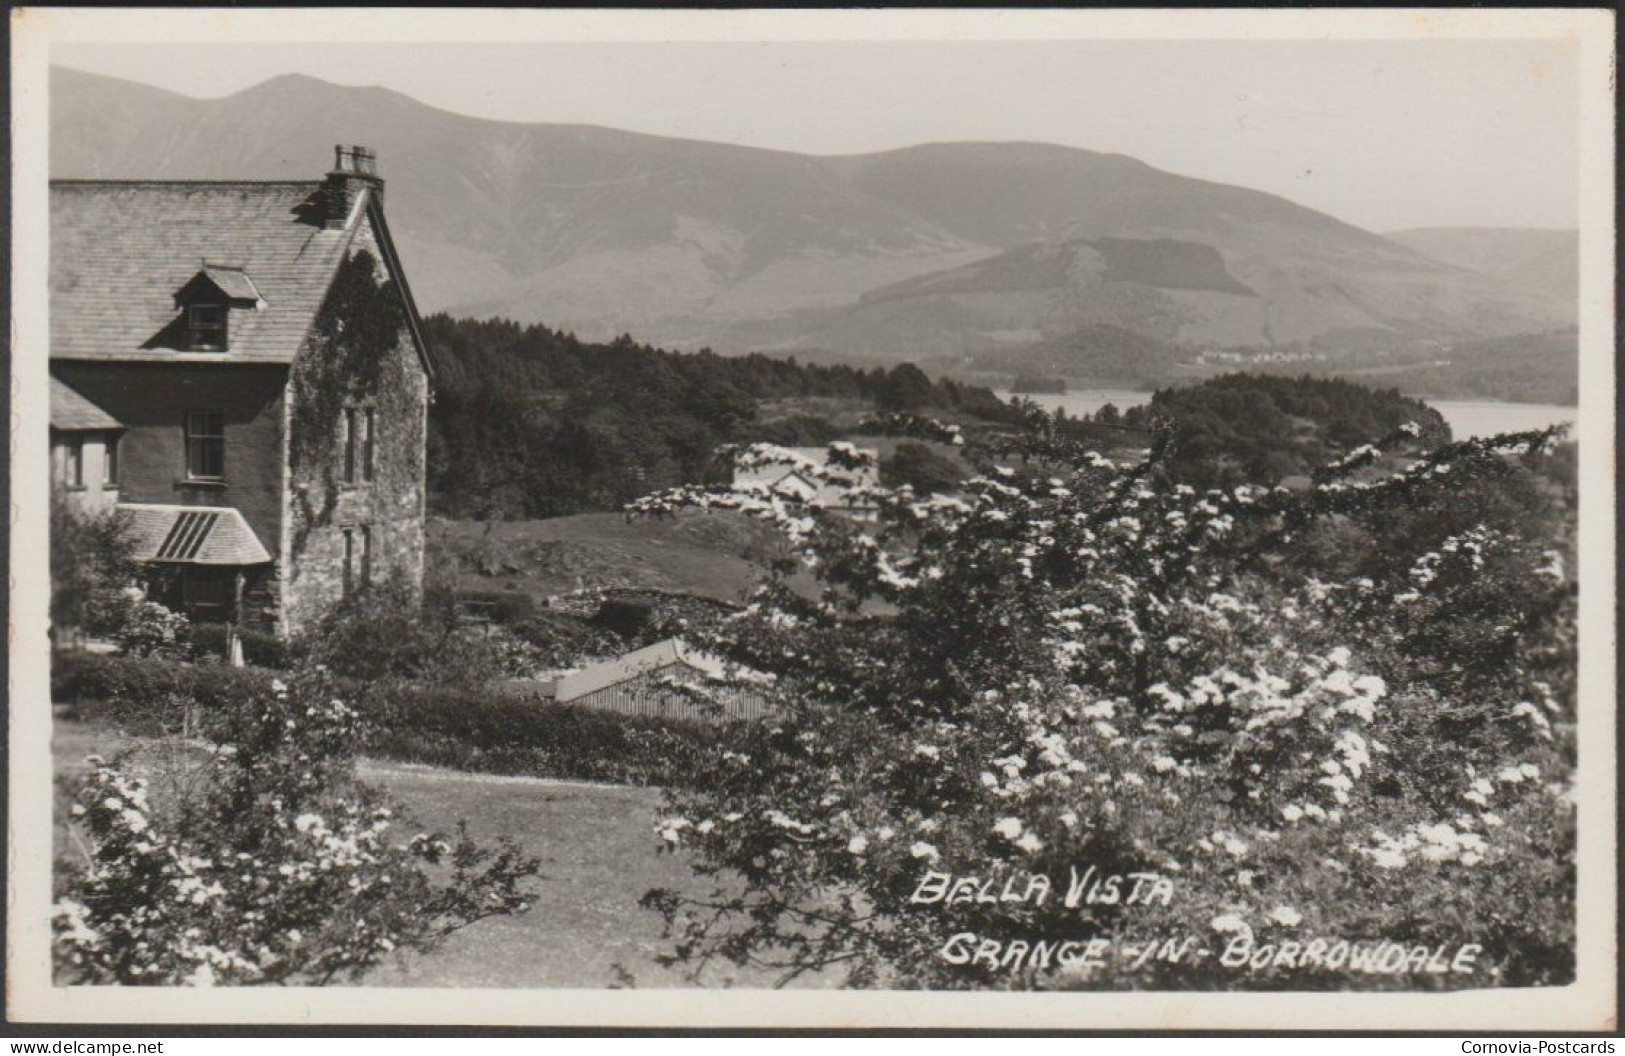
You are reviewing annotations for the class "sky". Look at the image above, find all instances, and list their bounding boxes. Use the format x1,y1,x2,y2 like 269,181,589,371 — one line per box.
54,38,1580,233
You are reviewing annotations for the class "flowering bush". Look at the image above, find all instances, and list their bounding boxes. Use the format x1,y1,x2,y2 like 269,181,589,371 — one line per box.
630,424,1576,989
50,494,189,657
84,585,191,659
54,665,539,985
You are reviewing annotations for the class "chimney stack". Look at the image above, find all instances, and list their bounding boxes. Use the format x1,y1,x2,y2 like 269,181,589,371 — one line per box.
322,145,383,228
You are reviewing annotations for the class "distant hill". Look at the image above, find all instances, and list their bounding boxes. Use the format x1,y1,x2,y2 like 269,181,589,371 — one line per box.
52,66,1572,360
1149,373,1452,490
945,322,1189,391
1384,227,1578,305
1387,329,1580,406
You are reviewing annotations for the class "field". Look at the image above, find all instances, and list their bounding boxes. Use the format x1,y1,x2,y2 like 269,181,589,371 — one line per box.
430,510,787,605
53,719,829,989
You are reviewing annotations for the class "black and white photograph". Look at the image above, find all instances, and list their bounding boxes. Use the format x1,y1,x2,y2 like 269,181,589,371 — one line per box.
6,6,1616,1031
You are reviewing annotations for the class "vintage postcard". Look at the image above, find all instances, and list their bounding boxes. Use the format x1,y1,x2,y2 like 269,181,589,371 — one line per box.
6,7,1616,1031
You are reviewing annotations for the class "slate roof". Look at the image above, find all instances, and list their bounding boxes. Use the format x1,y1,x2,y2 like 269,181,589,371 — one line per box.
49,179,435,376
118,503,273,566
50,376,123,431
50,182,347,363
184,264,265,306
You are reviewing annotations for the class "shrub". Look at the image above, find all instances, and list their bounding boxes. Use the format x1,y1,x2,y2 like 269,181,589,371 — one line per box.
506,611,622,669
180,624,293,669
53,652,273,737
457,590,538,625
80,585,190,659
54,652,730,790
628,420,1576,990
591,598,655,640
881,441,969,495
54,665,540,985
361,683,734,788
51,493,140,637
296,576,545,686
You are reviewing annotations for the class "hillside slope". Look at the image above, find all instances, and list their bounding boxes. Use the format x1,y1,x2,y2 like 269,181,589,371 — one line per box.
1385,227,1578,304
52,67,1571,356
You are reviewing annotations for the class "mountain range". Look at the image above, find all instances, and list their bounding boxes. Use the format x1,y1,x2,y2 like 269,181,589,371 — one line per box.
50,67,1576,368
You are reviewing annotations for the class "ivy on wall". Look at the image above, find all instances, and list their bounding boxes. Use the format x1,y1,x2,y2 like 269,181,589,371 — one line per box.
289,250,407,560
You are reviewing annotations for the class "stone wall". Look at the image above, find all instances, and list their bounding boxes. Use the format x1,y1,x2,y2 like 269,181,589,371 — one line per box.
280,217,429,636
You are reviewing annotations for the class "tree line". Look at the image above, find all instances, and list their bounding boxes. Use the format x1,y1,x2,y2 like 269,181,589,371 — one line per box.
423,315,1022,519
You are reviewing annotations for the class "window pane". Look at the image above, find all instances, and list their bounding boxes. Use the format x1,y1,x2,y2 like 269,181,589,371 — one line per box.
104,434,118,485
344,409,357,483
185,411,226,480
361,525,373,586
188,304,228,351
68,437,84,487
364,409,376,482
342,528,355,598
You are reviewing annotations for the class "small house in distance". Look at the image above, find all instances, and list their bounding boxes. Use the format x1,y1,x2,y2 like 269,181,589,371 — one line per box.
730,444,880,516
48,146,434,636
502,638,773,723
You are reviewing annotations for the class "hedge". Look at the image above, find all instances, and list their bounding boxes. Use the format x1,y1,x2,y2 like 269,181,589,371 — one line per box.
181,624,295,669
53,651,273,736
52,652,737,789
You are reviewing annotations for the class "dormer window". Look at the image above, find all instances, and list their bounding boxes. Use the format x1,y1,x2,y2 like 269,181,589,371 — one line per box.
188,303,228,350
173,264,265,353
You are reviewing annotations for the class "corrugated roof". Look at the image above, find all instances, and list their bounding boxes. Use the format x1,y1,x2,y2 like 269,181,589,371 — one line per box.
551,638,745,703
51,181,355,363
50,376,123,431
118,503,273,565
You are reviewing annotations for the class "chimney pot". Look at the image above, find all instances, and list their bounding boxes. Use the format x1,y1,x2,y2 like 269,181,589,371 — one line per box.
323,145,383,227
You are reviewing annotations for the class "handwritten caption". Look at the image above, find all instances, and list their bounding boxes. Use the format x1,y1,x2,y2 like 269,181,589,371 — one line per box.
909,867,1482,977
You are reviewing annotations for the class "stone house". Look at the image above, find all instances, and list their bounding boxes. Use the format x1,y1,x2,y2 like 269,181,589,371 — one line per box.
49,146,433,636
730,444,881,516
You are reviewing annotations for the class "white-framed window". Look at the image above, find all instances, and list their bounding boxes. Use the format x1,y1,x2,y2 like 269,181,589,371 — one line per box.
187,303,228,351
343,407,376,485
64,435,85,488
184,410,226,481
341,527,355,599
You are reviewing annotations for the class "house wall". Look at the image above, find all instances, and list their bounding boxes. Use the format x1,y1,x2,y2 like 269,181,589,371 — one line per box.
50,362,290,631
50,362,289,548
281,214,428,635
50,429,120,512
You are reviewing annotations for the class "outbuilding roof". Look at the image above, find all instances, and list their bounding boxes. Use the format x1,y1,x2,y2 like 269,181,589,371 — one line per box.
549,638,771,704
49,376,123,431
118,503,273,566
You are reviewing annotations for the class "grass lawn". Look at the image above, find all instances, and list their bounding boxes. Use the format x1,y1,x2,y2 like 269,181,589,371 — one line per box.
430,510,785,604
52,719,836,990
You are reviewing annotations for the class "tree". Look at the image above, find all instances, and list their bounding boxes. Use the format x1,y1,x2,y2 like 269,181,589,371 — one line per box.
54,664,539,985
880,442,968,496
627,422,1575,989
875,363,936,413
51,492,189,656
50,490,139,636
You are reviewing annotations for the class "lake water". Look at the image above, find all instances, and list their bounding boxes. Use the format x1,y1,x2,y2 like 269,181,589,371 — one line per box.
998,390,1576,441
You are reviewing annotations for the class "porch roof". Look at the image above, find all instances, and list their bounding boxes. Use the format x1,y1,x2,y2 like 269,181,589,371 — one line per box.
117,503,273,566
